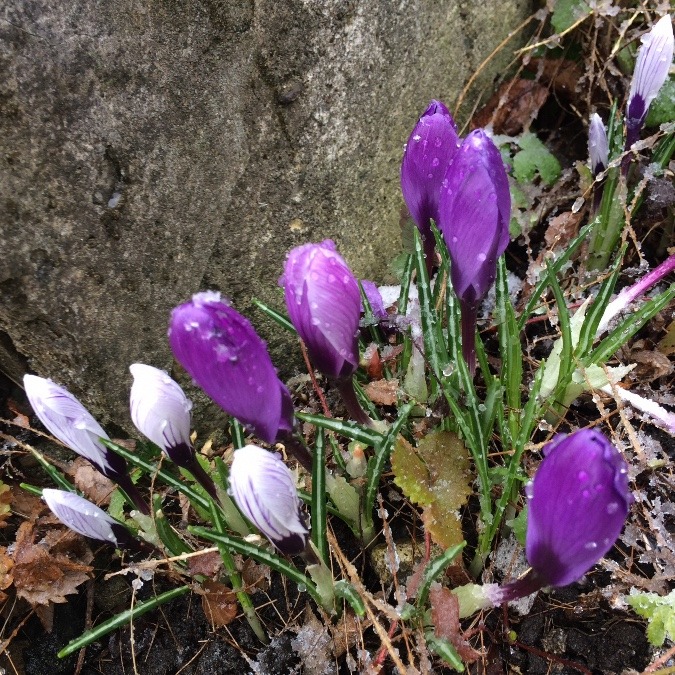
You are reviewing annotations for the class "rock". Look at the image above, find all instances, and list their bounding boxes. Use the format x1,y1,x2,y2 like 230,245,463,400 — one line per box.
0,0,530,430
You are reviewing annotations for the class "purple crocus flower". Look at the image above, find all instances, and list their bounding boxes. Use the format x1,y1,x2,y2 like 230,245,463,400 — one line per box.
43,488,139,550
360,280,387,321
228,445,308,555
23,375,149,514
437,129,511,374
401,100,461,273
492,429,632,603
129,363,219,501
280,241,374,426
168,291,294,446
624,15,674,163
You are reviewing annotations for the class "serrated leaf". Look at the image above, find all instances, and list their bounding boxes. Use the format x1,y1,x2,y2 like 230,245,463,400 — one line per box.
551,0,591,34
392,431,473,548
513,133,562,187
627,589,675,647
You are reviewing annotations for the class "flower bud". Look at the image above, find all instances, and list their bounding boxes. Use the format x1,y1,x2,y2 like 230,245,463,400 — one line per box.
43,488,136,549
589,113,609,176
400,100,460,257
229,445,308,555
168,291,294,444
525,429,632,587
280,241,361,380
437,129,511,373
625,15,674,151
23,375,148,513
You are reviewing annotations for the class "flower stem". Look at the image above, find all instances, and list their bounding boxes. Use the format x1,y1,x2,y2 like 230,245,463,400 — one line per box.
460,298,478,377
276,430,313,472
334,377,375,428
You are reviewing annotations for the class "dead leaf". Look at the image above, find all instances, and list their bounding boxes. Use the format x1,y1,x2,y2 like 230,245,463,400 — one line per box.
9,484,45,520
0,482,11,526
12,522,93,606
658,321,675,356
240,558,271,593
0,547,14,601
631,349,673,381
187,550,223,578
199,579,237,628
363,379,399,406
69,457,117,505
472,79,548,135
429,585,481,663
525,58,584,98
362,343,383,379
544,211,584,249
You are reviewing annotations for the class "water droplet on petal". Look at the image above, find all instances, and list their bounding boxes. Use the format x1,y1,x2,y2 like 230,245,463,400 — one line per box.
578,470,589,482
584,541,598,550
606,502,619,514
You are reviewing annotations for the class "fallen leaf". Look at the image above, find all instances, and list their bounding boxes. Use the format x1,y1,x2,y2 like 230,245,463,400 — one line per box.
659,321,675,356
240,558,271,593
199,579,237,628
187,550,223,578
362,343,383,379
631,350,673,382
69,458,117,505
472,79,549,135
430,585,481,663
363,379,399,406
0,482,11,526
9,484,45,521
11,522,93,606
544,211,583,249
524,58,584,97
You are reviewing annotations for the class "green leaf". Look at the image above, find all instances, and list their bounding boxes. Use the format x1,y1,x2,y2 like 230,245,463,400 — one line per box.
551,0,591,34
627,589,675,647
646,78,675,127
512,133,562,186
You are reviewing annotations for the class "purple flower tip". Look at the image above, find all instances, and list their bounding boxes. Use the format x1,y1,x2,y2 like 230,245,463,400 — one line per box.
589,113,609,176
43,489,133,549
360,280,388,321
626,15,674,129
525,429,632,587
228,445,308,555
280,240,361,380
129,363,194,465
23,374,129,482
438,129,511,306
168,292,294,445
401,100,461,240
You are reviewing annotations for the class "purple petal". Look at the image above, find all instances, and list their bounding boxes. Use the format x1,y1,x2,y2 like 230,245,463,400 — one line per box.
525,429,632,587
281,241,361,379
438,129,511,304
23,374,128,481
43,488,128,546
228,445,308,554
589,113,609,175
626,15,674,128
360,280,387,320
168,292,293,444
129,363,193,459
401,100,461,239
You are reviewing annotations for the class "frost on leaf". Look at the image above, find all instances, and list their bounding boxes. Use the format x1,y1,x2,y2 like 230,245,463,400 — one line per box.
391,431,473,548
11,521,93,606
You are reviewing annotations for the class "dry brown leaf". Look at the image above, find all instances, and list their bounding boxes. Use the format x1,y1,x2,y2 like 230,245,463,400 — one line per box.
187,550,223,578
363,379,399,406
69,457,117,505
362,343,383,379
200,579,237,628
0,483,11,527
472,79,548,135
544,211,583,249
429,585,481,663
524,58,584,98
240,558,271,593
9,484,46,520
0,547,14,595
12,522,93,606
631,349,673,381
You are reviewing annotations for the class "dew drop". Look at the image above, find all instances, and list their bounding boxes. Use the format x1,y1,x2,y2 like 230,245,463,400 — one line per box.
606,502,619,514
578,470,589,482
584,541,598,550
431,157,440,167
477,252,486,262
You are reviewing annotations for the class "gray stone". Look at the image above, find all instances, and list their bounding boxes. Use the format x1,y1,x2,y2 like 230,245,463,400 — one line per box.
1,0,531,430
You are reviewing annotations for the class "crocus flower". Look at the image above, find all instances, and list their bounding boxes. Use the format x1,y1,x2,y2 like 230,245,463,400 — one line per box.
624,15,674,163
129,363,219,501
492,429,632,603
168,291,294,446
23,375,149,514
589,113,609,176
228,445,308,555
437,129,511,374
280,241,373,426
43,488,139,550
360,280,387,322
401,100,461,273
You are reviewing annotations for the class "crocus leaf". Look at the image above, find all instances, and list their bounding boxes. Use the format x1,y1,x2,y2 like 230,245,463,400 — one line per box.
391,431,473,548
512,132,562,186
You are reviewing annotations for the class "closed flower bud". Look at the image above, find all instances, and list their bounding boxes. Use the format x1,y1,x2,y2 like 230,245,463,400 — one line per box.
589,113,609,176
129,363,219,501
525,429,632,587
229,445,308,555
625,15,674,153
360,280,387,321
438,129,511,373
23,375,148,514
168,291,294,445
280,240,361,380
491,429,632,605
401,100,461,270
43,488,136,550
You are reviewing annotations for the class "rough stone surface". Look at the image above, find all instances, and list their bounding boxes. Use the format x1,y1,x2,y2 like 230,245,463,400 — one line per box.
1,0,531,429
